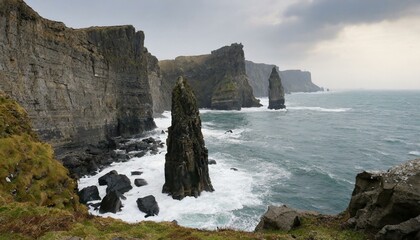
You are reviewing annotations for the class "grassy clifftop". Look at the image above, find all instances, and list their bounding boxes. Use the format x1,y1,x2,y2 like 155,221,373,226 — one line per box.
0,92,366,239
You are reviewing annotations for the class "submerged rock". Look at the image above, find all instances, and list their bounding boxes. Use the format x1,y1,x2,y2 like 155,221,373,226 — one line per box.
137,195,159,218
134,179,148,187
346,159,420,235
268,67,286,110
162,77,214,200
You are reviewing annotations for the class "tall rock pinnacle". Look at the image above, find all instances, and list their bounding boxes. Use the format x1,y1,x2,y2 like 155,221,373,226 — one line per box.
162,76,214,200
268,67,286,109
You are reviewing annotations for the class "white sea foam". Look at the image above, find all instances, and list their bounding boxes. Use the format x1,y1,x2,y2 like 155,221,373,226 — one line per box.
409,151,420,156
287,106,351,112
78,111,270,231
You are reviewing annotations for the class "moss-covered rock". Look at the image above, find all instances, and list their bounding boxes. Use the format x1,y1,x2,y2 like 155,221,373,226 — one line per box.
0,92,81,211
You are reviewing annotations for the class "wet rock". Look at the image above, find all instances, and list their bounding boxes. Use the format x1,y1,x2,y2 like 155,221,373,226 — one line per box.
98,170,118,186
208,159,217,165
134,179,148,187
131,171,143,176
255,205,302,231
230,168,238,171
106,174,133,195
268,67,286,110
162,77,214,200
137,195,159,218
99,190,122,214
78,186,101,204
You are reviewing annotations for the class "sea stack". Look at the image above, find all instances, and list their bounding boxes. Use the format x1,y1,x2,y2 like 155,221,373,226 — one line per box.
268,67,286,109
162,76,214,200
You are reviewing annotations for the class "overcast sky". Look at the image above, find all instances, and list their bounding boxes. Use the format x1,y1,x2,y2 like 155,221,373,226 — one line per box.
25,0,420,90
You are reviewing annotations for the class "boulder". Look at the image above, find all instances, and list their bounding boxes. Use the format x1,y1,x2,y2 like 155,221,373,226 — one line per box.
98,170,118,186
99,190,122,214
137,195,159,218
134,179,148,187
131,171,143,176
208,159,217,165
78,186,101,204
162,77,214,200
268,67,286,110
346,159,420,231
376,215,420,240
255,205,301,231
106,174,133,195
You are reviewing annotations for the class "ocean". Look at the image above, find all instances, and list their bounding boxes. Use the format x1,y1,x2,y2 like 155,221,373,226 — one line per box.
78,90,420,231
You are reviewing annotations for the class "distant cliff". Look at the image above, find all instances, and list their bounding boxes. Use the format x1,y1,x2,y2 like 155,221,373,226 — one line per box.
158,44,261,111
0,0,157,156
245,60,323,96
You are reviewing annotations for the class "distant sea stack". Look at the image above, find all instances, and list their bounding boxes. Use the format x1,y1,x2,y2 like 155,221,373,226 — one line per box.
0,0,158,157
162,77,214,200
268,67,286,109
158,44,261,111
245,60,323,96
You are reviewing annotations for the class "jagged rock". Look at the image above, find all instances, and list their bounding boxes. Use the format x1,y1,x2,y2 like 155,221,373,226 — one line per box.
98,170,118,186
78,186,101,204
268,67,286,110
159,44,261,110
376,215,420,240
0,0,156,164
106,174,133,195
346,159,420,231
255,205,302,231
137,195,159,218
162,77,214,200
99,190,122,214
245,60,323,96
134,179,148,187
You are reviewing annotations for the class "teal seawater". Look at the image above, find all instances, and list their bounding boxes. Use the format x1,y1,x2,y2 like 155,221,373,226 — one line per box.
200,90,420,228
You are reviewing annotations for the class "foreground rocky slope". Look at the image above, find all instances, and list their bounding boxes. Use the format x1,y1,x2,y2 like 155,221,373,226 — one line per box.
163,77,214,199
159,44,261,111
245,60,323,96
0,0,157,158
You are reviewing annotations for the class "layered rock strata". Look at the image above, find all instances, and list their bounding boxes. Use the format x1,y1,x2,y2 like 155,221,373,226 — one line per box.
162,77,214,200
159,44,261,111
245,60,323,96
346,159,420,238
268,67,285,109
0,0,157,159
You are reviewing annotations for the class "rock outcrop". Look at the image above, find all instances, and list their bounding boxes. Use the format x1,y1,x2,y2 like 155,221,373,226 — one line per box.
255,205,303,231
162,77,214,200
0,0,156,159
346,159,420,238
159,44,261,110
268,67,285,109
245,60,323,96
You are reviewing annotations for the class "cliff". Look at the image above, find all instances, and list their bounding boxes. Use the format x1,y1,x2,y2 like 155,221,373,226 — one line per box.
245,60,323,96
158,44,261,111
163,77,214,199
0,0,157,158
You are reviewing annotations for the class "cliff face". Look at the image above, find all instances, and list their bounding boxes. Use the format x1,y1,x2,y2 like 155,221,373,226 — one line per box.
245,60,323,96
0,0,156,156
159,44,261,111
163,77,214,200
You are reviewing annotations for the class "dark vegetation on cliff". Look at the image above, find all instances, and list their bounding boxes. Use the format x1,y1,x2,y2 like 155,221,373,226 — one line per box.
159,44,261,111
